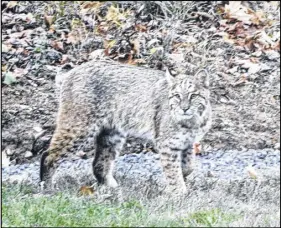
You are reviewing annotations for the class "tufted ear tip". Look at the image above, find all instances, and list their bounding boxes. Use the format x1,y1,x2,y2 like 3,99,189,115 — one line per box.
194,69,209,88
165,67,177,86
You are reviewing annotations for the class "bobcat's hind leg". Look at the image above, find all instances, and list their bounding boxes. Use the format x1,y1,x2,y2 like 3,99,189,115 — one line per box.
92,127,126,188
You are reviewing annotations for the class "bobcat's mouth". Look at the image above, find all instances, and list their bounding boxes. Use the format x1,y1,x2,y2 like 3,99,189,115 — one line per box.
182,113,193,119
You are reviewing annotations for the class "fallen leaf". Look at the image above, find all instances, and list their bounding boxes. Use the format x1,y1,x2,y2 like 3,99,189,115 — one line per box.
150,47,157,54
26,13,35,23
2,44,11,53
80,1,103,15
131,59,146,64
44,14,54,27
51,40,64,51
224,1,253,24
60,55,69,64
131,39,140,56
246,166,258,179
105,5,128,25
2,65,7,72
135,24,147,32
104,40,116,49
273,40,280,51
250,10,266,25
233,74,247,86
66,32,79,44
13,68,28,78
7,1,17,8
76,151,87,159
78,186,95,196
3,72,17,85
250,57,259,63
193,143,201,155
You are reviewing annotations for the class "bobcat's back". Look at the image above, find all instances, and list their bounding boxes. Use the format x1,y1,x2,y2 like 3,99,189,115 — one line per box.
60,60,169,139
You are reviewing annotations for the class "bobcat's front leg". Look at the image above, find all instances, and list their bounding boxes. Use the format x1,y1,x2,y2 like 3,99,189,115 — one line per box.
158,140,187,194
181,144,195,178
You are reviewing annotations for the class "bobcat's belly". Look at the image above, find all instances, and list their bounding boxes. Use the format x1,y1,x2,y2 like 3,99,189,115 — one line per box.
112,110,155,141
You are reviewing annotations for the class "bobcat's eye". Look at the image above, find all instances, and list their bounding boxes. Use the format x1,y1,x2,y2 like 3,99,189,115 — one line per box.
174,94,181,100
190,94,197,99
198,104,205,113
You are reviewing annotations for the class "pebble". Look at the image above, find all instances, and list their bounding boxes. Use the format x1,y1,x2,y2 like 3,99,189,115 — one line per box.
2,149,280,186
24,151,33,158
5,148,14,156
274,143,280,150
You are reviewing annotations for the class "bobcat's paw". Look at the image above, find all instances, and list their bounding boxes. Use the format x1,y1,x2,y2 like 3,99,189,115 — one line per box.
165,183,187,196
106,175,119,188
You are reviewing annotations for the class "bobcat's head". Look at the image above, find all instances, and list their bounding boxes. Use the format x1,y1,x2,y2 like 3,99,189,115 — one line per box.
167,68,211,128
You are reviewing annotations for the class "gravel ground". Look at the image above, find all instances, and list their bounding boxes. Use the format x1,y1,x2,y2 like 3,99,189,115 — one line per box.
3,148,280,190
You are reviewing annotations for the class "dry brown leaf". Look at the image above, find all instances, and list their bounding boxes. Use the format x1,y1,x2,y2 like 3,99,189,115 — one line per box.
97,24,109,34
224,1,253,24
127,58,146,65
273,39,280,51
193,142,201,155
250,57,259,63
78,186,95,196
80,1,103,15
2,64,7,72
135,24,147,32
222,33,235,44
60,55,69,64
223,1,268,26
51,40,64,51
7,1,17,8
133,59,146,64
105,5,129,26
81,1,102,10
66,32,79,44
44,14,54,27
233,74,247,86
8,29,33,39
250,10,266,25
104,40,116,49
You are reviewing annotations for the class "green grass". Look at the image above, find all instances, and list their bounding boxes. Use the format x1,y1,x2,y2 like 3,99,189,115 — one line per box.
2,184,238,227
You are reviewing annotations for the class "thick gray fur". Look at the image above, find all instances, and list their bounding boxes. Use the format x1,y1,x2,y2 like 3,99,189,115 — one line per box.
40,59,212,193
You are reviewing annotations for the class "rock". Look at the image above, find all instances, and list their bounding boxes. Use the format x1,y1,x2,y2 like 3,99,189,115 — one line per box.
207,171,216,177
76,151,87,159
257,151,267,159
24,151,33,158
264,50,280,61
274,143,280,150
5,148,14,156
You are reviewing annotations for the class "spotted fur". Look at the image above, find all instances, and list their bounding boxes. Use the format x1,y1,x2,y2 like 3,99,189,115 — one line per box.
40,60,212,193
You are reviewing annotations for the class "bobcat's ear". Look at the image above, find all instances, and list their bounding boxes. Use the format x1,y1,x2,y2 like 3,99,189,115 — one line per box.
165,68,176,86
194,69,209,89
40,151,50,182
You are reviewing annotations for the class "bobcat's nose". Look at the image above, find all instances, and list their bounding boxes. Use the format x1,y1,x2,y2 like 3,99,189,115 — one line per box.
182,108,189,113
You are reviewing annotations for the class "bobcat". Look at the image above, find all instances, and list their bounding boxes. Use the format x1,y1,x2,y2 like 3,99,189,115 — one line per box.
40,59,212,193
